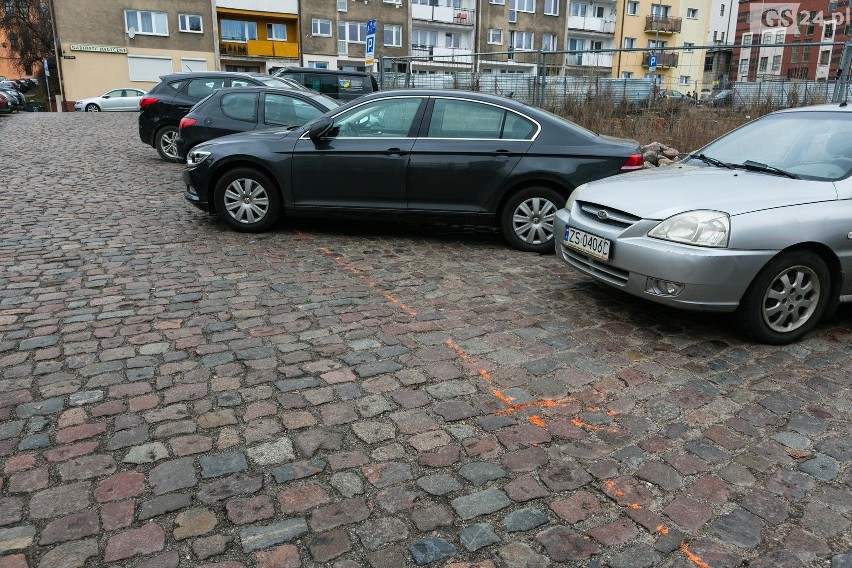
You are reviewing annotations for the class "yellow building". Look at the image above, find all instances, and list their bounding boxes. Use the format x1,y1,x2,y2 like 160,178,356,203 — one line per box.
217,0,299,73
612,0,710,92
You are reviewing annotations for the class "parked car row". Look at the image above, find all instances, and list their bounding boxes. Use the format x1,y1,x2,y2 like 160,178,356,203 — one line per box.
0,80,27,113
131,70,852,344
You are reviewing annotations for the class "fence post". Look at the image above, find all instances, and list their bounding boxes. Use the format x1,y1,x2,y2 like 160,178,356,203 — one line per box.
832,40,852,102
379,57,386,90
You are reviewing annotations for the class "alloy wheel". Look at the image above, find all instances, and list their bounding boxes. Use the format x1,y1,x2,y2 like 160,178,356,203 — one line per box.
761,265,820,333
512,197,557,245
223,178,270,225
159,130,179,160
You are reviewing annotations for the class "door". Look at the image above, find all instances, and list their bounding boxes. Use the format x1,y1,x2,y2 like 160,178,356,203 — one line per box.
406,97,535,214
101,89,124,110
124,89,145,111
290,96,427,210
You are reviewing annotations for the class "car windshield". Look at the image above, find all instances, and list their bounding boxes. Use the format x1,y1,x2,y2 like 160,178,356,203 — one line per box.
692,110,852,181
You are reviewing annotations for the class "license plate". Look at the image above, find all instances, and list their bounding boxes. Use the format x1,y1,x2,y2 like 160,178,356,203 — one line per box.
564,226,611,261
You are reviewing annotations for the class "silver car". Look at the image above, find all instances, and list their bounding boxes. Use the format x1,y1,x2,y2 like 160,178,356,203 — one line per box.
73,88,146,112
555,104,852,344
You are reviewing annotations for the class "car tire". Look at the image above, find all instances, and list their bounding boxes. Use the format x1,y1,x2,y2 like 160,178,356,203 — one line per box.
85,103,100,112
213,168,281,233
500,186,566,253
737,250,831,344
155,125,181,162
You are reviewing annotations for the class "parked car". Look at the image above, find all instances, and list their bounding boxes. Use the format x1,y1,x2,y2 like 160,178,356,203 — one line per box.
272,67,379,101
182,89,642,253
658,89,696,105
175,86,339,160
0,81,24,110
555,104,852,343
74,88,147,112
701,89,733,107
0,92,12,115
139,71,303,162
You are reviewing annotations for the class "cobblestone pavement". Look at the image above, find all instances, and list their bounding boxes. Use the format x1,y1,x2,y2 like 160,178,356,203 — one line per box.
1,111,851,568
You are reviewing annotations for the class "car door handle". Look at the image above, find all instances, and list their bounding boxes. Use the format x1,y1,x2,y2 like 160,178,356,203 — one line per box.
494,149,511,157
178,106,192,111
386,147,409,155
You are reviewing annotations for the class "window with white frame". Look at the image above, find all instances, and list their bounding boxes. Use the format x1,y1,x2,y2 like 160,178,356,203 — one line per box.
384,24,402,47
761,31,772,43
622,71,633,78
220,20,257,42
490,0,505,3
624,37,636,48
339,21,367,43
594,6,605,17
267,23,287,41
686,8,697,18
544,0,559,15
758,56,768,71
412,28,438,46
513,0,535,12
626,1,638,15
741,32,752,45
308,61,329,69
337,0,347,11
775,30,785,43
683,42,694,52
384,0,402,3
739,58,749,73
510,30,534,50
570,3,587,16
125,10,168,36
445,32,461,48
542,33,557,50
679,75,690,85
772,54,782,70
312,19,332,37
178,14,202,33
819,49,831,65
720,3,724,15
488,28,503,44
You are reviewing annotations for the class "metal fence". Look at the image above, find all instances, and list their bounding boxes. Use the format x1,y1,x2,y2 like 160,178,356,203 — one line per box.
378,41,852,109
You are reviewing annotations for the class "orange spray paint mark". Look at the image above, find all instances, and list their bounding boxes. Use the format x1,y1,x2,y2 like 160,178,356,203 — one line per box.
629,503,642,509
529,416,547,428
656,525,669,535
680,543,711,568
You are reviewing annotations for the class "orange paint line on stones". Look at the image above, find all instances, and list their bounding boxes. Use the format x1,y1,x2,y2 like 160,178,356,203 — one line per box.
680,543,711,568
318,247,417,317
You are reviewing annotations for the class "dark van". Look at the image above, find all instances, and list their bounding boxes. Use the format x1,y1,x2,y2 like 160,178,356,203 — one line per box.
271,67,378,101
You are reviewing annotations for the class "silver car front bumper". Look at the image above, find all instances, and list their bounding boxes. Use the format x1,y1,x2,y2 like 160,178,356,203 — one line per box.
554,207,775,313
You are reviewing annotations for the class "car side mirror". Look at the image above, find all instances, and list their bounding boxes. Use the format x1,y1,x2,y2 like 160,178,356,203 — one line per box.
308,117,334,143
102,94,110,99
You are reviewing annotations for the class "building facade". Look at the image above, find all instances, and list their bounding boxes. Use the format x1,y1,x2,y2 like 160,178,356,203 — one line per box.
701,0,736,92
217,0,299,73
52,0,218,102
299,0,410,72
564,0,617,76
409,0,476,73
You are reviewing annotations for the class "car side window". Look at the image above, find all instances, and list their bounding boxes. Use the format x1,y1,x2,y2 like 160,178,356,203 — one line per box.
105,89,123,98
220,92,258,122
427,99,506,139
502,112,536,140
264,94,324,126
305,74,339,97
230,79,256,88
186,78,225,99
334,98,424,138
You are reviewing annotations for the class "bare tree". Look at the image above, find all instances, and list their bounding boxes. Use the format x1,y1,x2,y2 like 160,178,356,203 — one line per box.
0,0,54,74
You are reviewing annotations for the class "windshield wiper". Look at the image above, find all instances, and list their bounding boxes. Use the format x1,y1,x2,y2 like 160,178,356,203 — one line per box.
690,153,734,169
736,160,799,179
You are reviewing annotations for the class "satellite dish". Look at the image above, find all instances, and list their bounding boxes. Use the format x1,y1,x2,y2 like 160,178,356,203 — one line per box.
128,27,136,39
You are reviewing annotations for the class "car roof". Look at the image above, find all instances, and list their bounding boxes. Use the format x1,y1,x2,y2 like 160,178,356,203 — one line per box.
159,71,274,81
772,102,852,114
276,67,373,77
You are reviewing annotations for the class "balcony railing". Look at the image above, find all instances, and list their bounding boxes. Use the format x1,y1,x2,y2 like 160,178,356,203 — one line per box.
644,15,682,33
567,15,616,33
565,52,614,68
411,4,475,26
220,40,299,58
642,51,679,67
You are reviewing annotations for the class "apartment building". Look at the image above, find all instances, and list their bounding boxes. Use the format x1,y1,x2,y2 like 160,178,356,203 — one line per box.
299,0,410,72
51,0,217,103
612,0,708,91
563,0,618,76
217,0,299,73
409,0,477,72
702,0,736,91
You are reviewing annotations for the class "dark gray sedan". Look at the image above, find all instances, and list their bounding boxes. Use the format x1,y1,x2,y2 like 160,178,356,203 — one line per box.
555,104,852,343
182,89,642,253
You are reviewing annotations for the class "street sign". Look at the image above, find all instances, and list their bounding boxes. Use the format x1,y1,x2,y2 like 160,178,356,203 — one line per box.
43,57,50,77
365,18,377,66
648,54,658,72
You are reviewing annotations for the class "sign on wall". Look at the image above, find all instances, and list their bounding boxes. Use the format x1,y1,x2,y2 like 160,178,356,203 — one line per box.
69,45,129,54
365,19,376,66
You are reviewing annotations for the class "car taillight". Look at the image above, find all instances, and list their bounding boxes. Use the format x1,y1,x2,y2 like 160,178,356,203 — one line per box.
179,117,197,130
139,96,159,109
620,154,644,172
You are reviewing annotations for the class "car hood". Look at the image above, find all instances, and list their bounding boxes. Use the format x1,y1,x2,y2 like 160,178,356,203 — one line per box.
577,164,838,219
197,127,294,150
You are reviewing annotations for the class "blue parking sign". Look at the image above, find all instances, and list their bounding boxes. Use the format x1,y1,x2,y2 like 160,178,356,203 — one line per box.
648,54,658,70
365,19,377,65
367,19,377,35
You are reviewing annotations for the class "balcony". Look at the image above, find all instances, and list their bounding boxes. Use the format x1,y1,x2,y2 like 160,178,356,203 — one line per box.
565,52,614,67
645,15,682,33
411,44,474,63
411,4,475,26
220,40,299,59
642,51,679,67
567,16,616,34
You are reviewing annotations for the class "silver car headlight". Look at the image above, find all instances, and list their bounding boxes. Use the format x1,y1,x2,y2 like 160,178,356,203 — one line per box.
186,149,211,166
648,210,730,248
565,183,588,212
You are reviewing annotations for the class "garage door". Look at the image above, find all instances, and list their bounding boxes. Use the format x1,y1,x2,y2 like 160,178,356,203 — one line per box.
180,58,208,72
127,56,173,82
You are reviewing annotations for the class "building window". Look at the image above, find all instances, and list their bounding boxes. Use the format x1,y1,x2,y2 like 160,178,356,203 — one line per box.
488,28,503,44
650,5,670,17
623,37,636,48
720,3,724,15
308,61,329,69
312,19,332,37
819,49,831,65
758,56,768,71
775,30,784,43
542,33,557,50
178,14,202,33
741,33,752,45
412,28,438,47
337,0,347,11
772,54,782,70
490,0,506,3
761,31,772,43
510,30,534,50
384,0,402,3
791,47,799,63
594,6,605,17
124,10,168,36
720,32,724,41
220,20,257,42
267,23,287,41
570,3,586,16
514,0,535,12
384,24,402,47
622,71,633,78
825,23,835,38
683,42,693,52
544,0,559,15
713,30,717,41
339,21,367,44
626,1,638,15
679,75,690,85
739,58,749,73
686,8,697,18
445,32,461,48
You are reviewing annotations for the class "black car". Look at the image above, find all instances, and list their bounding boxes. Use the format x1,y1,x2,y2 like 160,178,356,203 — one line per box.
175,86,339,160
272,67,379,101
138,71,303,162
183,90,642,253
